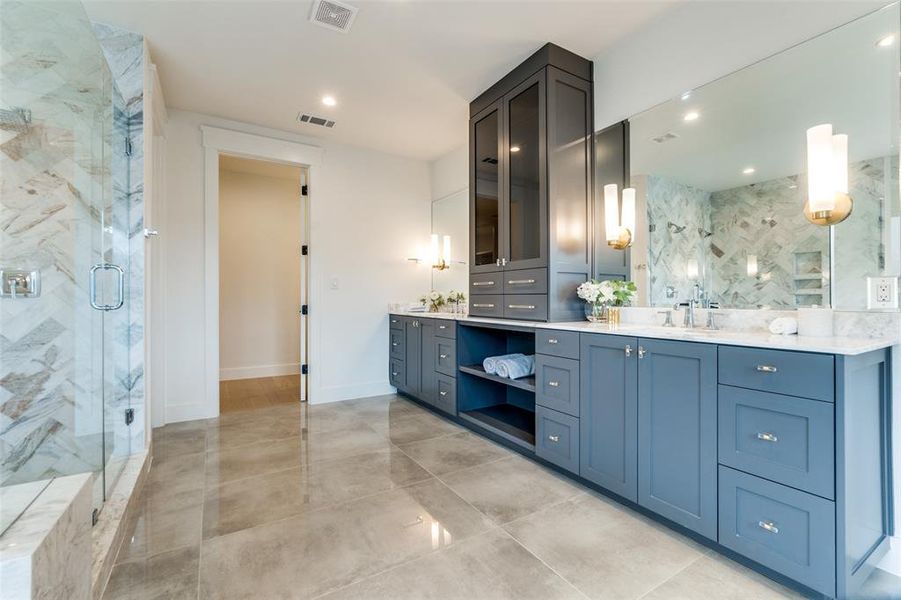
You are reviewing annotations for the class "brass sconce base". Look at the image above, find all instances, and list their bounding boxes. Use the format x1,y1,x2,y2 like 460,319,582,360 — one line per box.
432,260,450,271
803,193,853,226
607,228,633,250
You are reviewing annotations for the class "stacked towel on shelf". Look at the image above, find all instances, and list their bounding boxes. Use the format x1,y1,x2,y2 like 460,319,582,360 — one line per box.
494,354,535,380
483,354,519,375
768,317,799,335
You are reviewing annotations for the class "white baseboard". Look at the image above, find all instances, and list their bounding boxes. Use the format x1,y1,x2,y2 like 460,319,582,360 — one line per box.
311,380,396,405
219,363,300,381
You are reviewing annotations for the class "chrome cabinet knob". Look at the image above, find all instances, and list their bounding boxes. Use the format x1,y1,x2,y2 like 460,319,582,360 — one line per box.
439,391,447,396
439,354,448,359
548,381,560,387
638,346,647,359
547,338,559,344
625,345,633,357
548,435,560,443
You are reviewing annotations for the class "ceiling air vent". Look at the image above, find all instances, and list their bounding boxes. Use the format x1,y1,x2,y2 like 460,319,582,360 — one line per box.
297,113,336,128
309,0,358,33
650,132,679,144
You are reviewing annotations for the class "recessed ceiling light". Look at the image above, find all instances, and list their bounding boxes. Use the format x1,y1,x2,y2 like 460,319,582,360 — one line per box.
322,95,337,107
683,111,700,122
743,167,756,175
877,34,895,47
510,145,521,153
680,91,692,101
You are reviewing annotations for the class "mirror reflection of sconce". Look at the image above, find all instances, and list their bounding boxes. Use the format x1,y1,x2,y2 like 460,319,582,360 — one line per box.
686,258,700,280
408,234,452,270
604,184,636,249
747,254,759,278
804,124,853,226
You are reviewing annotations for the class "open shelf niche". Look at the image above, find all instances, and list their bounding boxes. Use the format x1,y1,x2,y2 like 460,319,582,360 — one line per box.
457,322,536,450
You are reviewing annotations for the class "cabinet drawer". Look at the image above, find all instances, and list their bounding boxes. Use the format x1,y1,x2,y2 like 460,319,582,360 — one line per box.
435,320,456,339
389,358,405,390
389,328,405,359
536,406,579,474
470,272,502,295
435,337,457,377
718,386,834,499
469,295,504,318
503,294,548,321
536,329,579,359
503,268,547,295
718,466,835,596
389,315,403,330
719,346,834,402
536,355,580,417
435,374,456,415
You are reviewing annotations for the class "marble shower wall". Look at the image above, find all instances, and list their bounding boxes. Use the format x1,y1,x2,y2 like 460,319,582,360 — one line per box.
0,1,144,497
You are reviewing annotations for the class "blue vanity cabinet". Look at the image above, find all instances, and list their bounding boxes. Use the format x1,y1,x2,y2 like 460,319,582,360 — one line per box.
579,333,639,502
389,315,457,417
637,338,718,541
420,319,437,404
403,317,423,395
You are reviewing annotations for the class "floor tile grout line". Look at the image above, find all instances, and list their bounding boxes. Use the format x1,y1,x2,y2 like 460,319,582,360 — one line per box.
634,550,709,600
494,528,593,600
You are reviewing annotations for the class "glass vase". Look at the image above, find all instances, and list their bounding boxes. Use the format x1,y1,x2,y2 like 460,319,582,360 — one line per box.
608,306,622,326
584,302,607,323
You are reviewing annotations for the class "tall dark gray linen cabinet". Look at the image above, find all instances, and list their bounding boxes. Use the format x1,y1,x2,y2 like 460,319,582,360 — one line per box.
469,44,594,322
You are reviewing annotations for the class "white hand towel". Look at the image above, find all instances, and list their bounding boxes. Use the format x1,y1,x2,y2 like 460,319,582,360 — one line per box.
768,317,798,335
494,354,535,380
483,354,519,375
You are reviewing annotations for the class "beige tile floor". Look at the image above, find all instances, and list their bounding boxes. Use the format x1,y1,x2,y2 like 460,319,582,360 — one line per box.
103,393,818,600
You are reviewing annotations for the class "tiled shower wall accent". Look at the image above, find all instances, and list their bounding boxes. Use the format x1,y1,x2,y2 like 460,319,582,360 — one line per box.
93,22,146,463
644,174,711,305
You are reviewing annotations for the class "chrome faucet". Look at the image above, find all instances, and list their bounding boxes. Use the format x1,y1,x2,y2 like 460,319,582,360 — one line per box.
675,299,697,328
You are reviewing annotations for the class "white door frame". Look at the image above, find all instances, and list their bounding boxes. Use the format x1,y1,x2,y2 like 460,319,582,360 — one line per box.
202,125,323,418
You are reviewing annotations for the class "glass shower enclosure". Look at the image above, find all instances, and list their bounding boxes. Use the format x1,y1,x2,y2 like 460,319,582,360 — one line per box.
0,0,138,529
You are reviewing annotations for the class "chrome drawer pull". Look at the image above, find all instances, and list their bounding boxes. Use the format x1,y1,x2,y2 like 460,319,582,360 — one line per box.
547,338,559,344
756,432,778,443
439,354,449,359
548,435,560,443
638,346,647,359
439,391,447,397
757,520,779,534
391,372,399,377
507,279,536,285
548,381,560,387
473,281,495,287
625,345,633,357
756,365,778,373
439,325,447,330
473,303,495,308
508,304,536,310
392,342,398,347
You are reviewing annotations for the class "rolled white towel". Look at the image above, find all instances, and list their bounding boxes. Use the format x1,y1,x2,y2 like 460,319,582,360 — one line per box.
483,354,519,375
495,354,535,380
768,317,798,335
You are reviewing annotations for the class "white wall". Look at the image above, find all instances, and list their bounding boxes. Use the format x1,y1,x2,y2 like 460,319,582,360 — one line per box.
163,109,430,420
218,166,302,380
592,0,886,129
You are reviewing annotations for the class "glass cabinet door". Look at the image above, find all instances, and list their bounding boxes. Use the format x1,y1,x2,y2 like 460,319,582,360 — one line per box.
504,72,546,270
470,103,502,272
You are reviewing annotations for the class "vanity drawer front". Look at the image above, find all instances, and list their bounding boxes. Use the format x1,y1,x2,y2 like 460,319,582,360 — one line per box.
503,294,548,321
536,406,579,474
536,355,580,417
435,320,456,339
503,268,547,295
470,272,502,295
389,358,405,389
435,337,457,377
536,329,579,359
718,346,834,402
389,315,404,330
389,328,405,359
469,295,504,318
718,466,835,596
718,386,834,499
434,374,456,415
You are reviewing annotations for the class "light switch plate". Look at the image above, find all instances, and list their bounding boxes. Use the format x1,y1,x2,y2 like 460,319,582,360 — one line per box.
867,276,899,309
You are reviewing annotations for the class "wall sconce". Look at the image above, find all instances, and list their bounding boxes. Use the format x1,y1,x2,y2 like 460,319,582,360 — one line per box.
604,184,636,249
746,255,759,277
804,124,853,226
430,234,451,271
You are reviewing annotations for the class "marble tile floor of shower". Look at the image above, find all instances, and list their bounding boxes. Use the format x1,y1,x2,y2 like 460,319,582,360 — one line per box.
104,394,834,600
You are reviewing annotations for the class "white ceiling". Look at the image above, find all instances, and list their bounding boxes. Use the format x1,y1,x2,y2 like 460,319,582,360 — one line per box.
630,2,900,192
83,0,675,161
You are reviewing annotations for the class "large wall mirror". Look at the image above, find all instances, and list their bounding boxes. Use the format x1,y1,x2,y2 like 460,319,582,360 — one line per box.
625,2,899,311
430,188,469,293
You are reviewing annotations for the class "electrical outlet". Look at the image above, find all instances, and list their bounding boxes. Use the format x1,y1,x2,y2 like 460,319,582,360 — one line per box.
867,276,899,309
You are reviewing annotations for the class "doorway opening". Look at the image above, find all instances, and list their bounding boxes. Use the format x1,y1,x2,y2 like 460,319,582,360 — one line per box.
217,155,309,413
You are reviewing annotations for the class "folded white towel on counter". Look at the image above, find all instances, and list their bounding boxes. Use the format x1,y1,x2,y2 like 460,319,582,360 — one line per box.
483,354,519,375
494,354,535,380
768,317,798,335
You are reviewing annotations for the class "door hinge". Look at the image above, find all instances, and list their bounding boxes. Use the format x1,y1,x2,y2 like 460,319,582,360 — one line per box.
301,245,309,256
300,305,308,315
92,508,99,526
124,137,133,157
301,364,308,375
124,408,134,425
301,184,308,196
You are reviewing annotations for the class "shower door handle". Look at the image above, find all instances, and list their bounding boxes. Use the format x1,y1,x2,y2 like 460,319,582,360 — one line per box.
90,264,125,311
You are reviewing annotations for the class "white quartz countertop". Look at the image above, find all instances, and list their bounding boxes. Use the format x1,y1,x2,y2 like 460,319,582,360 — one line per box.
389,312,897,356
